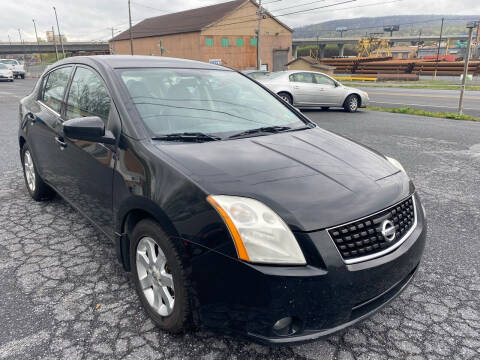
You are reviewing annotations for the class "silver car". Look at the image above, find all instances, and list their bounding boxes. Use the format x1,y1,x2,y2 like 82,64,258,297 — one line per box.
258,70,369,112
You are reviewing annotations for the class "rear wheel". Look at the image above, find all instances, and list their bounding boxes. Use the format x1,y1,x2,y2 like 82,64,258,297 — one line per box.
278,92,293,105
21,144,54,201
344,94,359,112
130,219,191,333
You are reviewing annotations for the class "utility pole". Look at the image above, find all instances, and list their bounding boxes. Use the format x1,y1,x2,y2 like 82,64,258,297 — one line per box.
128,0,134,55
32,19,43,64
458,22,477,115
52,26,59,61
476,20,480,58
18,29,26,62
110,27,116,54
433,17,444,80
256,0,262,70
53,6,65,58
417,29,422,58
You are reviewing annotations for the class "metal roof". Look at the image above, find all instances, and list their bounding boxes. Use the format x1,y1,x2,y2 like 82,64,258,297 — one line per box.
111,0,292,41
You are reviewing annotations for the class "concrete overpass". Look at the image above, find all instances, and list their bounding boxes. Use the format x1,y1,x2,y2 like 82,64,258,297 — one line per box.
292,34,471,58
0,42,110,55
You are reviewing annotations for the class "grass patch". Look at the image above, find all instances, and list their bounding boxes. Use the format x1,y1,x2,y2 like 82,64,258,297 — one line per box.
366,106,480,122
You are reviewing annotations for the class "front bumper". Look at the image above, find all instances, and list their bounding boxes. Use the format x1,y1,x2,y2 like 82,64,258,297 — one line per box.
188,193,426,344
359,93,369,107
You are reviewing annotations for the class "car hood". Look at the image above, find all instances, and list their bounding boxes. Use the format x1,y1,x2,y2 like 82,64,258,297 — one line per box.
156,127,413,231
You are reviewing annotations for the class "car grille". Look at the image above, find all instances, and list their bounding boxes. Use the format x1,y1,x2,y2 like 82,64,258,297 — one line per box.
328,196,416,263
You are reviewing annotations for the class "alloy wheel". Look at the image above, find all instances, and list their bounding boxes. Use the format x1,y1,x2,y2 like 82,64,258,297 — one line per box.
24,150,36,192
349,96,358,111
136,236,175,316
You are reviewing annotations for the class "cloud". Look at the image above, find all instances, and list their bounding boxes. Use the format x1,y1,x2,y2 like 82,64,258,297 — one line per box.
1,0,479,42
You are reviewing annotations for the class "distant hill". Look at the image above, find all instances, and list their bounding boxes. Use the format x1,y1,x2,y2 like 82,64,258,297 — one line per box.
293,15,480,39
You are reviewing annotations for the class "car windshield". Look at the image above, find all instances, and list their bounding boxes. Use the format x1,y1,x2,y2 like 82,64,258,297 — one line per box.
1,60,17,65
118,68,306,138
0,64,7,69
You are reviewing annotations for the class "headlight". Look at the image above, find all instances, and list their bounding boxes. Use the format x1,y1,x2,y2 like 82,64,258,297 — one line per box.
207,195,306,265
386,156,406,173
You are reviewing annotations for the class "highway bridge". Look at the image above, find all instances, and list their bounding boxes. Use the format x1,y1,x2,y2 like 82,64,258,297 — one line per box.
0,42,109,55
292,34,471,57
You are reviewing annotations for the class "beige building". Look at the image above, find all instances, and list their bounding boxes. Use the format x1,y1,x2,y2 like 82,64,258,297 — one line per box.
286,56,336,75
46,31,67,43
110,0,293,71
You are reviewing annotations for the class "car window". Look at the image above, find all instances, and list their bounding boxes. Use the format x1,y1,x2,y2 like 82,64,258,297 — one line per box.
1,59,17,65
66,67,111,122
41,66,72,114
313,73,336,86
0,64,8,69
119,68,305,137
289,73,315,84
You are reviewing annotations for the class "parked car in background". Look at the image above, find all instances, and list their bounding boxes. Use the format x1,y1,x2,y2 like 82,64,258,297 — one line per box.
258,70,369,112
18,56,425,344
0,63,14,82
0,58,25,79
242,69,270,80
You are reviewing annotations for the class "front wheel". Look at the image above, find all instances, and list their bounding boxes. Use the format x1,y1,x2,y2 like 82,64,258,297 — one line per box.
130,219,191,333
344,94,359,112
278,92,293,105
21,144,55,201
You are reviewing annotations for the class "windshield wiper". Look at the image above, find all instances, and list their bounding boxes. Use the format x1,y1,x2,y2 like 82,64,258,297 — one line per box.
228,126,293,139
152,132,222,142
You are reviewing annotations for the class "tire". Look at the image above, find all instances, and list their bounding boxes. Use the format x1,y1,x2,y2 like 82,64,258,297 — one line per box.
130,219,191,333
321,107,329,111
278,92,293,105
21,144,55,201
344,94,359,113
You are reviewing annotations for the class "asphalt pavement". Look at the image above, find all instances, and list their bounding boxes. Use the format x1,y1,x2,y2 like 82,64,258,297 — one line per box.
357,86,480,118
0,79,479,359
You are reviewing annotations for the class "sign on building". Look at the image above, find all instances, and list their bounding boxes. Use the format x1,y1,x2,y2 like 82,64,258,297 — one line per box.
209,59,222,65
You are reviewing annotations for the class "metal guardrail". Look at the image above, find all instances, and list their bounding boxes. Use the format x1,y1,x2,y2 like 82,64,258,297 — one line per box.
334,76,378,82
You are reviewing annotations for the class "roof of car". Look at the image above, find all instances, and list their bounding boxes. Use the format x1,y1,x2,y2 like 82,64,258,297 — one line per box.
51,55,232,71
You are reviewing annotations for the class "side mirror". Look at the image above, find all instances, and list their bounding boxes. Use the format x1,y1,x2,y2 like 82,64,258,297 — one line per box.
63,116,115,144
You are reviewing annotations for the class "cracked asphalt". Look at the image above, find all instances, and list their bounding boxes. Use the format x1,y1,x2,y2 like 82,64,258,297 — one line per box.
0,79,479,359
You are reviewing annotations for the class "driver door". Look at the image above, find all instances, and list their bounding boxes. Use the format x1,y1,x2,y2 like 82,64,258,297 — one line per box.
59,65,117,237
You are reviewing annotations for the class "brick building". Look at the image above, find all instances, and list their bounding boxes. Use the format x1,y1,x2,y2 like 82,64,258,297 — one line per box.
110,0,293,71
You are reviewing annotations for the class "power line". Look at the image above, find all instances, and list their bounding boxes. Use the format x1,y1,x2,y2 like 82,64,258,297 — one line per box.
268,0,329,12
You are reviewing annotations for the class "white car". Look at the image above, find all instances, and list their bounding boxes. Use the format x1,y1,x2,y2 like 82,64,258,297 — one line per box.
0,63,14,82
0,59,25,79
258,70,369,112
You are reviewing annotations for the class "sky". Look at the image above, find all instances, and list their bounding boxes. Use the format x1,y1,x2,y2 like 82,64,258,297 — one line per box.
1,0,479,42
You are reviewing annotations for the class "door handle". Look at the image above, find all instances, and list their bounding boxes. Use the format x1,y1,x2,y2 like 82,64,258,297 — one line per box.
25,112,35,126
55,136,67,149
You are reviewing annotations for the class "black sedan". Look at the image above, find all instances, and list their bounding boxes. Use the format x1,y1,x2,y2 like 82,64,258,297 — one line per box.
18,55,426,344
